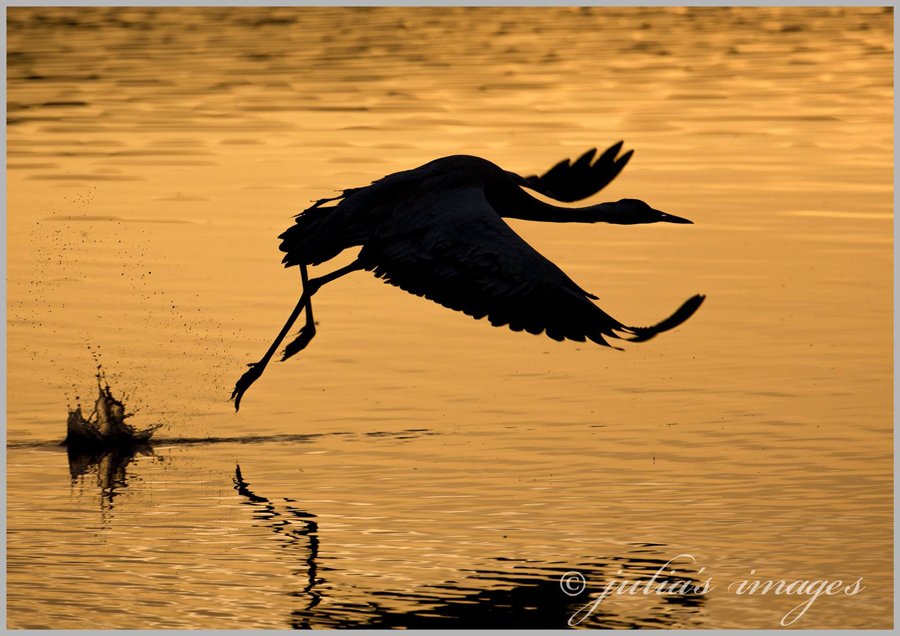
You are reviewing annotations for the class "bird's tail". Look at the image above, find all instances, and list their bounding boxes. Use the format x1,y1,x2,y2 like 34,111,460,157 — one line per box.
615,294,705,342
279,188,364,268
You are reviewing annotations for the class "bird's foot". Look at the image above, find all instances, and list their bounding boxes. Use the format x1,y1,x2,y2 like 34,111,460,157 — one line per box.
281,324,316,362
231,361,265,412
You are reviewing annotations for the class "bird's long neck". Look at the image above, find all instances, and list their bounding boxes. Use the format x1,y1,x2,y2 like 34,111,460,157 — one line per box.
490,176,623,224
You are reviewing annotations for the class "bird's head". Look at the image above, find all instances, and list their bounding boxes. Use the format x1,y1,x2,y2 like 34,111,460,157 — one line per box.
609,198,693,225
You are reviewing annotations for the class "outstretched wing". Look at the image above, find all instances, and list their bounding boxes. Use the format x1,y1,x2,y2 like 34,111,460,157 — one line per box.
359,186,703,345
521,141,634,203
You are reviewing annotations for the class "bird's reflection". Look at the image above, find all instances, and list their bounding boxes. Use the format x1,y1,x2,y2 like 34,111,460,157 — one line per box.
231,466,707,629
233,464,323,624
287,550,708,629
60,428,429,519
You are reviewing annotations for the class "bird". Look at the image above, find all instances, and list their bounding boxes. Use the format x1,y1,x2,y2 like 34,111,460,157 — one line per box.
232,141,704,410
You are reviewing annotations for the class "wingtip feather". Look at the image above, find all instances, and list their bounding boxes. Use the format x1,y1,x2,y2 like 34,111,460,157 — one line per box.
622,294,705,342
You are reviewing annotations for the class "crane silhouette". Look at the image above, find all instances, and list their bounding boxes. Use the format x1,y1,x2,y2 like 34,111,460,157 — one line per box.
232,141,704,410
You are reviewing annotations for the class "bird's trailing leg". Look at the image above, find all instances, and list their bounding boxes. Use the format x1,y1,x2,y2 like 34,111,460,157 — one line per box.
231,259,365,411
281,264,317,362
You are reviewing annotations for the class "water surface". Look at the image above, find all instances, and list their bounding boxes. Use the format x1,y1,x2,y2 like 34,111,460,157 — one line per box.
6,7,893,629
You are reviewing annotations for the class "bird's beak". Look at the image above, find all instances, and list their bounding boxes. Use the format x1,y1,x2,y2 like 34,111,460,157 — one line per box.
658,211,693,224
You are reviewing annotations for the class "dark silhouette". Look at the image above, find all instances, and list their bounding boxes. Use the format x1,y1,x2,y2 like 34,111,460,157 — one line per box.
286,554,708,629
233,142,705,409
65,369,160,451
232,465,707,628
67,443,154,521
233,464,323,625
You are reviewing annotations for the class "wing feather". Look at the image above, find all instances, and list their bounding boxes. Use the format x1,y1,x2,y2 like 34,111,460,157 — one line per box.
359,186,638,346
522,141,634,202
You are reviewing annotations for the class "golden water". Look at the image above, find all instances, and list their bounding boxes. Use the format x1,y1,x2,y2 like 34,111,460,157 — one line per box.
7,7,893,629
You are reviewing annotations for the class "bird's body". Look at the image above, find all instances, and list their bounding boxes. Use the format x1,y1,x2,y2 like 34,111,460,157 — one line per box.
233,143,704,409
279,155,505,267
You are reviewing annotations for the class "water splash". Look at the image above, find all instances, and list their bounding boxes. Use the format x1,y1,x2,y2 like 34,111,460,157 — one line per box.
64,367,162,450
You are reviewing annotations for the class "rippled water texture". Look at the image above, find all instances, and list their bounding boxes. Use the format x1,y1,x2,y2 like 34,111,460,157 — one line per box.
7,7,893,629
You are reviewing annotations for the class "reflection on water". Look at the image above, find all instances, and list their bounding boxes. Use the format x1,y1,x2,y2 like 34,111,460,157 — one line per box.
67,442,152,489
60,426,436,507
67,443,154,517
7,6,892,630
234,463,706,629
233,464,323,626
294,553,707,630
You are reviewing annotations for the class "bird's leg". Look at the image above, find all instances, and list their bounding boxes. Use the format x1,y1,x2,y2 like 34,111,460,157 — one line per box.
231,288,309,412
280,264,317,360
280,260,365,360
231,259,365,411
